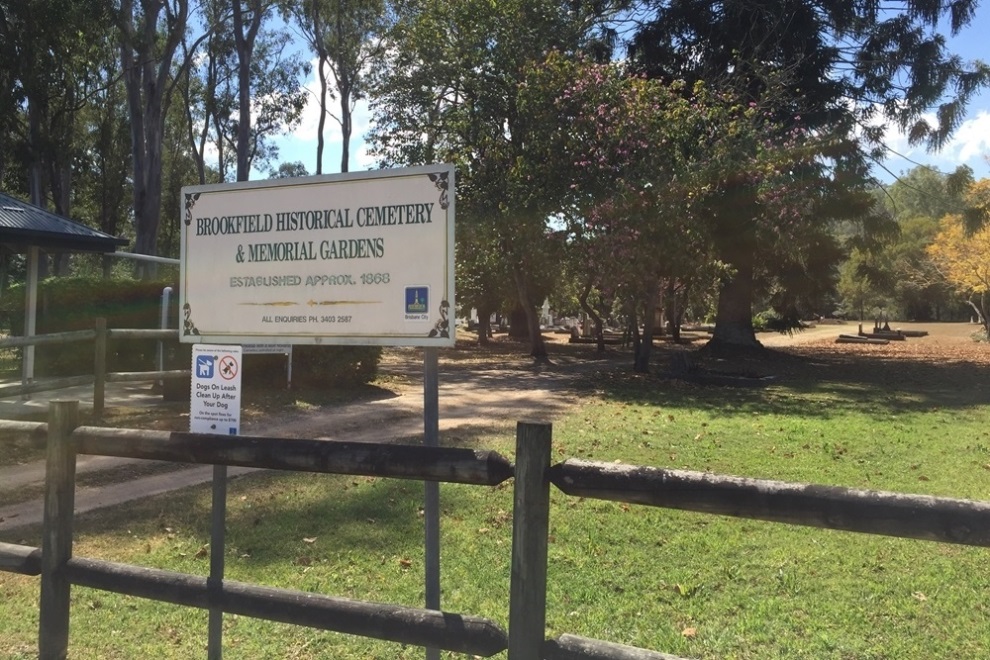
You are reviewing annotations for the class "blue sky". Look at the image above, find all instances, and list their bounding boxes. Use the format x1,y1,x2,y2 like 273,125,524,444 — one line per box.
270,8,990,184
877,7,990,182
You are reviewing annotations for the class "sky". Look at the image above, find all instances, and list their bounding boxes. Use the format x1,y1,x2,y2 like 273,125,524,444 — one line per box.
878,6,990,182
269,7,990,185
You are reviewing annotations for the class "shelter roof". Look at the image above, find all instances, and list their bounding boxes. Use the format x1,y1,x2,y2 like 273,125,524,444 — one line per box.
0,192,128,253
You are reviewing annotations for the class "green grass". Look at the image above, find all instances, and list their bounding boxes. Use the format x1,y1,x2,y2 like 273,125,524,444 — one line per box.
3,346,990,658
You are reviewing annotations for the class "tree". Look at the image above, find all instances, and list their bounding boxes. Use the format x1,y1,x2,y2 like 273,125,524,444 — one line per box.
282,0,389,173
1,0,118,275
115,0,190,276
877,166,974,320
368,0,621,361
180,0,236,185
73,34,134,276
519,54,854,370
271,161,310,178
629,0,990,351
927,198,990,337
231,0,265,182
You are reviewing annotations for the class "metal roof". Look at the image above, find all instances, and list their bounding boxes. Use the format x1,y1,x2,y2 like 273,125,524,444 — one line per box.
0,192,129,252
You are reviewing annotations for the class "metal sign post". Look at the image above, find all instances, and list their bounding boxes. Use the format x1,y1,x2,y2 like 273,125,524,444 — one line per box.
190,345,242,660
423,347,441,660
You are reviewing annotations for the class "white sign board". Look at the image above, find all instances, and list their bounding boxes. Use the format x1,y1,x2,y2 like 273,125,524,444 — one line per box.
190,344,242,435
180,165,455,347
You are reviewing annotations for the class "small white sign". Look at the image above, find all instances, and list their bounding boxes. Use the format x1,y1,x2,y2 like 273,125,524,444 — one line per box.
190,344,242,435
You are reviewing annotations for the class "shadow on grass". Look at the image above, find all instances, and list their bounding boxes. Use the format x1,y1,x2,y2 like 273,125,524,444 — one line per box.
0,422,513,572
594,343,990,418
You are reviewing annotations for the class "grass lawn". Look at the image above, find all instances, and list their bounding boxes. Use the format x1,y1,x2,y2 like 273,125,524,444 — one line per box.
2,331,990,658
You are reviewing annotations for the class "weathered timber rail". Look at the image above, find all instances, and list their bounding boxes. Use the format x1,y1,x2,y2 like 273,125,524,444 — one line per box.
0,318,189,413
2,409,990,659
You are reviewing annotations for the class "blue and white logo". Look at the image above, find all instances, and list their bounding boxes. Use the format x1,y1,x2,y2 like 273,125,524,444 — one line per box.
196,355,215,378
405,286,429,314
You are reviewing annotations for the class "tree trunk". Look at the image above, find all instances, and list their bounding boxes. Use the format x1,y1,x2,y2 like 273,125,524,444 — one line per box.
709,261,761,351
663,281,682,343
967,298,988,338
316,53,328,175
117,0,187,279
233,0,263,183
578,281,605,353
709,217,762,353
477,306,493,346
508,305,528,339
339,79,351,173
633,288,659,373
511,265,548,361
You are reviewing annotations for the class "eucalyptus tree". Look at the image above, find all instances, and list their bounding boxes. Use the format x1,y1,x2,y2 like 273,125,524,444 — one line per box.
368,0,622,360
180,0,308,184
628,0,990,351
231,0,265,181
74,35,134,276
114,0,190,276
0,0,109,211
181,0,237,184
281,0,391,173
0,1,21,187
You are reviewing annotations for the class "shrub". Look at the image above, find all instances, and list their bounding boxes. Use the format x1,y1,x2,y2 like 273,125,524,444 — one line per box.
0,277,175,376
0,276,383,385
291,345,382,386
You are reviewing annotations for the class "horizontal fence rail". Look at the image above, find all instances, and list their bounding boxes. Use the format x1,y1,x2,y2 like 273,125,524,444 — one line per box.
66,556,508,656
0,542,42,575
0,329,95,349
0,419,47,449
0,375,93,398
104,369,189,383
71,427,515,486
543,634,688,660
549,459,990,546
105,328,177,341
0,318,188,409
6,412,990,659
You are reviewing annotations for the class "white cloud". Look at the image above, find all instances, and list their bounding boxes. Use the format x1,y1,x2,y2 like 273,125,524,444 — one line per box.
878,109,990,181
272,56,376,174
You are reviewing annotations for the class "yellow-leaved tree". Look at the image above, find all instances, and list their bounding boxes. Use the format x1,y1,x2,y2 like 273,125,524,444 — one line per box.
927,179,990,337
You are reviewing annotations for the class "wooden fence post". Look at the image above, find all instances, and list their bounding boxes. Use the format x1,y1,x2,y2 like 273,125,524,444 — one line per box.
93,318,107,416
39,400,79,660
509,421,552,660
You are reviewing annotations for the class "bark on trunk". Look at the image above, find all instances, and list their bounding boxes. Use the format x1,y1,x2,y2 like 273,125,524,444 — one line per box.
663,281,682,343
709,228,762,353
316,53,328,175
477,309,493,346
709,264,762,351
633,288,659,373
511,265,548,361
578,280,605,353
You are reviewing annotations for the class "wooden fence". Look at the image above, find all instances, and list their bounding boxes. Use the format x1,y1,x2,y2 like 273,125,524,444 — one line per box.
3,405,990,659
0,318,188,414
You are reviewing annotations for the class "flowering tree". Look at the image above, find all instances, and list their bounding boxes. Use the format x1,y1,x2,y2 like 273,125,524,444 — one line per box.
928,180,990,337
368,0,621,360
519,54,847,370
